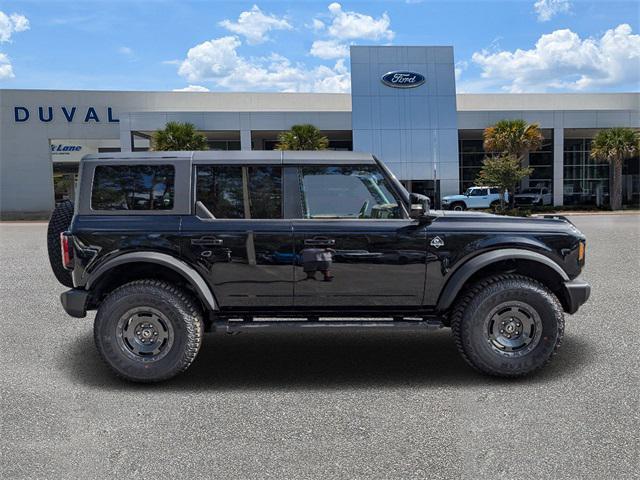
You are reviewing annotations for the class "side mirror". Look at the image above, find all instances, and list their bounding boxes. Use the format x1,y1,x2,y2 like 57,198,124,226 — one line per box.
409,193,431,220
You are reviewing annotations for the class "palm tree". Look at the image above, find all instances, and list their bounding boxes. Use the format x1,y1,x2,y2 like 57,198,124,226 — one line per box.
483,119,544,207
483,119,544,162
590,127,640,210
152,122,208,151
276,124,329,150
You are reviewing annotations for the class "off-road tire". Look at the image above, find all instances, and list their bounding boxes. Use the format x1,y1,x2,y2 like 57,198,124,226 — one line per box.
451,202,466,211
450,274,564,378
490,200,501,210
94,280,204,383
47,200,75,288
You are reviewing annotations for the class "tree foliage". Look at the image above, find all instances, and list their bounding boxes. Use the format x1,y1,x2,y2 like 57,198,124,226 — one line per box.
483,119,544,161
276,124,329,151
590,127,639,210
476,155,533,209
152,122,208,151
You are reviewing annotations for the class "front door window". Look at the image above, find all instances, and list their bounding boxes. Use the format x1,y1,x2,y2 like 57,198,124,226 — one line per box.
298,165,403,219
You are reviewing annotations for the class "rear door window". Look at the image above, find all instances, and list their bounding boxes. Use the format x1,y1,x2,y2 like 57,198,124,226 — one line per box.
91,165,175,210
196,165,282,219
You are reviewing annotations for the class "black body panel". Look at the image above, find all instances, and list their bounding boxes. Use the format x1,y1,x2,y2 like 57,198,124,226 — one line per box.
65,153,589,318
291,220,427,307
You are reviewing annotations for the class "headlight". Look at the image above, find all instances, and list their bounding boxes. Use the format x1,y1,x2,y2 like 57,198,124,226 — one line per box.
442,199,449,203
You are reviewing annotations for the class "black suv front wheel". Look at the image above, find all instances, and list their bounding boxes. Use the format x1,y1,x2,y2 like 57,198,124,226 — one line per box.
94,280,203,382
451,274,564,377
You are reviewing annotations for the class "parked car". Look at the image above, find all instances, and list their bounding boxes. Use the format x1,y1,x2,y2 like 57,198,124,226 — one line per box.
515,187,553,206
441,187,507,211
48,151,589,382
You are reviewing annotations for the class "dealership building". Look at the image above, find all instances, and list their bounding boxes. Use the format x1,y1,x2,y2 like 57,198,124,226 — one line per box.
1,45,638,218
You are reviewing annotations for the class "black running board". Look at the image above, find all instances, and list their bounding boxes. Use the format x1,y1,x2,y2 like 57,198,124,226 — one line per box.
214,318,445,334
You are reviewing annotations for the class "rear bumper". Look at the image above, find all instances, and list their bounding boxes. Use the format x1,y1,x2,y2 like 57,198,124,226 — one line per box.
563,279,591,314
60,289,89,318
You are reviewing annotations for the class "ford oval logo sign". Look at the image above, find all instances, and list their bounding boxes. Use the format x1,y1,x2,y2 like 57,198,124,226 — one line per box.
381,71,425,88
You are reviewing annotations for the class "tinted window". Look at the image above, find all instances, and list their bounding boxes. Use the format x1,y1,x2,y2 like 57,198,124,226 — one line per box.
468,188,486,196
92,165,174,210
489,188,500,194
247,166,282,219
196,165,282,219
298,165,401,219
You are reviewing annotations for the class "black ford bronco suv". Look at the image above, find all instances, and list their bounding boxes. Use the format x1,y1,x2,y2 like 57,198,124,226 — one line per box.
48,151,590,382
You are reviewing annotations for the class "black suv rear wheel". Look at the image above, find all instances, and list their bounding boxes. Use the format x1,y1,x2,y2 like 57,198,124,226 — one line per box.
94,280,203,382
451,274,564,377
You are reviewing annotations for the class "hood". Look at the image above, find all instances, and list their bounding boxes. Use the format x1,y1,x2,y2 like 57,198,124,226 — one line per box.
442,194,466,201
433,210,585,236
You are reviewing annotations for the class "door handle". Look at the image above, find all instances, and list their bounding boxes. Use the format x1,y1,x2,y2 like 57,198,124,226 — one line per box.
304,237,336,247
191,236,223,246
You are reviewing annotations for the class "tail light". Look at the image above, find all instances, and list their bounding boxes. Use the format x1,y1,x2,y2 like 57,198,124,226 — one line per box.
60,232,74,270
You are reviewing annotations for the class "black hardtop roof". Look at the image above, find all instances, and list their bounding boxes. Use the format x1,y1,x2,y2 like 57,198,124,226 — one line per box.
81,150,377,165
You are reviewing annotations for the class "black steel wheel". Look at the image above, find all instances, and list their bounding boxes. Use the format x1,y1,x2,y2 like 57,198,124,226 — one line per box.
94,280,203,382
116,307,174,361
451,274,564,377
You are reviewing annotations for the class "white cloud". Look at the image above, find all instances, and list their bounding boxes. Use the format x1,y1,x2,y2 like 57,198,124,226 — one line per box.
0,11,29,43
177,35,350,93
311,18,325,32
325,3,394,41
471,24,640,92
0,52,14,79
310,39,349,59
534,0,571,22
219,5,291,45
118,46,134,56
173,85,210,92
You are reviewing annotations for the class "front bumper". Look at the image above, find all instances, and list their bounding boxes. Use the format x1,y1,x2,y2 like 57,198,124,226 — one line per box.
563,279,591,314
60,289,89,318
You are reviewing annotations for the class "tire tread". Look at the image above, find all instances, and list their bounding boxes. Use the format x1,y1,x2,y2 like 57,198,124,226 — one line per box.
450,273,564,378
94,279,203,383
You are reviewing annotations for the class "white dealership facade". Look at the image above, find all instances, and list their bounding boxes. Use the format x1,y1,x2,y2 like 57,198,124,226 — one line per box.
1,45,638,217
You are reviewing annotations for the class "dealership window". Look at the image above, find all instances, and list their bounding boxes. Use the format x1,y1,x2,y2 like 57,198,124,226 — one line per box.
564,136,639,207
459,129,554,194
196,165,282,219
298,165,401,219
91,165,175,210
528,136,553,189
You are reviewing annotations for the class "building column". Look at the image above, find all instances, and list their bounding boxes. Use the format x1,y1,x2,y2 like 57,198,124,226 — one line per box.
240,130,252,151
553,127,564,206
119,115,132,153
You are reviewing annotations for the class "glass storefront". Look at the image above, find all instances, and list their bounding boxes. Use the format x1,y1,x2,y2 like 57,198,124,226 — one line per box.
563,138,609,206
458,130,553,194
563,136,639,207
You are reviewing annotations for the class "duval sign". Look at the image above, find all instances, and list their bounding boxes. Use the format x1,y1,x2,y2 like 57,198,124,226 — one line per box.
381,71,425,88
13,106,119,123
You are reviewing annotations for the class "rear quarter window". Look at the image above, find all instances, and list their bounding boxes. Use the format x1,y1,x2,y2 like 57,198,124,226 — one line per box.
91,165,175,211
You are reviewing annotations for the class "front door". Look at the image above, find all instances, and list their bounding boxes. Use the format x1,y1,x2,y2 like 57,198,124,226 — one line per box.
291,165,427,308
181,164,294,308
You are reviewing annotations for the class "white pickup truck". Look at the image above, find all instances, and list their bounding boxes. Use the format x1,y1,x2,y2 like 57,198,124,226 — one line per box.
441,187,507,211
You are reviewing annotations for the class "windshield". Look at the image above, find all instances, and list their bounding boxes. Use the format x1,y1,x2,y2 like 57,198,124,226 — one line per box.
520,188,539,194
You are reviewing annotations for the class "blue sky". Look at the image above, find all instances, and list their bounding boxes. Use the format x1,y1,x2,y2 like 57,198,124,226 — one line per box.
0,0,638,93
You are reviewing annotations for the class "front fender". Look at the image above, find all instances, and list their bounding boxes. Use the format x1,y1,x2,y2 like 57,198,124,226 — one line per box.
435,248,569,312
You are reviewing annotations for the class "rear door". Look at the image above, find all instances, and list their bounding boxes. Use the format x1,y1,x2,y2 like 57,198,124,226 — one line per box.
290,164,427,308
181,164,294,308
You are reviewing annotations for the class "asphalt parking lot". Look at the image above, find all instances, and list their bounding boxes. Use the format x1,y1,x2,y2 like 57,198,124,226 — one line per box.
0,215,638,479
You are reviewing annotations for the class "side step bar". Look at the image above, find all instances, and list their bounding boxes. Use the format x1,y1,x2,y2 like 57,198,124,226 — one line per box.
215,319,445,334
